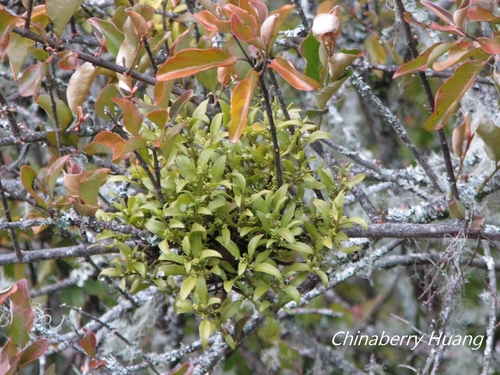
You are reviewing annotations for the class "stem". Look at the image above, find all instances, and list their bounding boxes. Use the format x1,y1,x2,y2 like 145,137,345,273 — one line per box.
258,75,283,187
0,179,23,262
45,68,63,156
477,163,500,194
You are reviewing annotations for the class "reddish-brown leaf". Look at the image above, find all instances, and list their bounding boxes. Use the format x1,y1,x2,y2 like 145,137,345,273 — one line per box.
8,280,33,348
393,42,455,78
19,62,49,99
477,36,500,55
424,60,487,131
80,329,97,357
268,56,321,91
112,98,143,136
157,48,238,81
19,339,50,367
229,70,258,143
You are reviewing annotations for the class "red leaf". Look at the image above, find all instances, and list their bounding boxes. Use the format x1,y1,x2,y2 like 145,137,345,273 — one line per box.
80,328,97,357
393,42,454,78
157,48,238,81
19,339,50,367
424,60,487,131
268,56,321,91
477,36,500,55
8,280,33,348
229,70,258,143
18,62,49,99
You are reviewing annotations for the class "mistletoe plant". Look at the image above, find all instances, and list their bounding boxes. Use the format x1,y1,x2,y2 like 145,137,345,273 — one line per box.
98,103,366,347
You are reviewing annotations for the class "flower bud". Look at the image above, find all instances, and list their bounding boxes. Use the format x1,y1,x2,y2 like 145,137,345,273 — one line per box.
311,6,342,56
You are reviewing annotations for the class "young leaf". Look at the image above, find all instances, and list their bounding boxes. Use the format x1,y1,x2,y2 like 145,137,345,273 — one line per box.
268,57,321,91
157,48,238,81
424,60,487,131
228,69,258,143
20,165,47,208
298,32,321,82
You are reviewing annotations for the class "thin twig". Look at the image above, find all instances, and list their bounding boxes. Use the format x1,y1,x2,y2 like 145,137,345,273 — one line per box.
0,92,21,137
0,179,23,262
45,68,63,156
394,0,459,200
106,110,166,204
258,75,283,187
350,72,442,193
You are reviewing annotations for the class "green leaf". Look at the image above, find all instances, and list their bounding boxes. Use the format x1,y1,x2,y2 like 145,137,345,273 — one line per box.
6,33,34,78
299,32,321,82
344,217,368,230
200,250,222,259
283,242,314,254
100,267,123,277
254,262,282,279
20,165,46,208
253,281,271,300
315,269,329,286
247,234,264,259
283,285,301,303
199,319,212,347
0,8,19,59
179,276,198,300
275,227,296,243
424,60,487,131
228,69,259,143
36,95,73,131
328,49,364,81
221,300,242,322
87,18,124,57
145,218,167,237
46,0,84,36
46,155,71,198
157,48,238,81
476,120,500,163
79,168,109,206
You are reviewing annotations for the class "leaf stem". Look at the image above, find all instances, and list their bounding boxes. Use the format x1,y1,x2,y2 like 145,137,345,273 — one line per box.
258,75,283,187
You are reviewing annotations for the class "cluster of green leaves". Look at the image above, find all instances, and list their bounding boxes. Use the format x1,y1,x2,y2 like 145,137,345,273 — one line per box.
98,103,365,346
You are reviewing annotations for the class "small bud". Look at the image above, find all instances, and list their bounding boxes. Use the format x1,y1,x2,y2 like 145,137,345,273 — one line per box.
311,6,342,56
